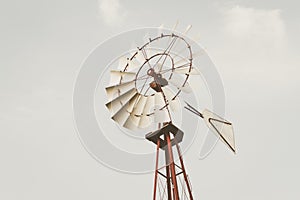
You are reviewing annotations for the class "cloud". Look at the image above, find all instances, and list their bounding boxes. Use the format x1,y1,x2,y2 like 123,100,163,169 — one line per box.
98,0,127,26
212,5,292,86
222,5,286,45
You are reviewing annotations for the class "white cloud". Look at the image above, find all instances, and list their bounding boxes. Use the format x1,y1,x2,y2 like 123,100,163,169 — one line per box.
98,0,127,26
222,6,286,45
213,5,293,85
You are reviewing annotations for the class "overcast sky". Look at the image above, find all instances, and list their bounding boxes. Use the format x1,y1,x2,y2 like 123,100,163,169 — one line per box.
0,0,299,199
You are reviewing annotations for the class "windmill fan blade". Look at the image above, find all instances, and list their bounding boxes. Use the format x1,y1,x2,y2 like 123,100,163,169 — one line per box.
145,49,157,60
105,81,135,100
118,57,129,69
154,92,169,123
154,109,169,123
158,23,164,29
174,50,204,66
127,59,141,72
154,91,165,107
139,116,152,128
110,70,136,81
134,50,146,66
110,70,136,78
106,88,138,116
111,93,139,126
184,25,192,34
109,70,136,85
202,109,236,153
155,63,163,72
169,77,192,93
162,87,180,111
117,56,142,72
124,95,147,129
138,95,155,128
172,21,179,31
174,57,189,66
127,48,160,72
123,116,138,130
174,67,200,75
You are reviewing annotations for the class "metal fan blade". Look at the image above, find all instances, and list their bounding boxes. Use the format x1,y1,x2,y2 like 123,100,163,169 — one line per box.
169,77,192,93
111,93,139,126
154,91,165,107
117,57,142,72
162,87,180,111
157,24,165,36
154,109,169,123
138,116,152,128
106,88,138,116
127,59,141,72
123,95,148,129
192,50,206,58
136,48,157,66
123,115,138,130
154,92,169,123
174,67,200,75
110,70,136,78
111,108,130,126
138,95,155,128
174,51,204,66
132,95,148,115
184,25,192,34
141,95,155,115
172,21,179,31
202,109,236,153
134,50,146,65
145,49,157,60
118,56,128,69
173,57,189,67
158,24,164,29
109,70,136,85
191,33,201,43
105,81,135,100
154,63,163,72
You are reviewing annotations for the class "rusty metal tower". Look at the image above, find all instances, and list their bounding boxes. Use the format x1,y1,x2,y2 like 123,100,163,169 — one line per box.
146,122,193,200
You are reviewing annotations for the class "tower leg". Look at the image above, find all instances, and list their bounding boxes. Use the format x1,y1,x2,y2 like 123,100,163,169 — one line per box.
165,153,172,200
165,133,180,200
153,140,160,200
175,143,194,200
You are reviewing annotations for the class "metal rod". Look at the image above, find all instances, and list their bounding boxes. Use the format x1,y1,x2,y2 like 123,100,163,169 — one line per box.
184,101,203,118
175,143,194,200
165,151,172,200
153,139,160,200
165,133,180,200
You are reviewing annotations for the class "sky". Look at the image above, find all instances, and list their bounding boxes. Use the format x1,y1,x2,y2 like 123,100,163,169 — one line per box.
0,0,299,199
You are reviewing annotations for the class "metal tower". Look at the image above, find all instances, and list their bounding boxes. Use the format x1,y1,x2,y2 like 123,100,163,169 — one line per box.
147,123,193,200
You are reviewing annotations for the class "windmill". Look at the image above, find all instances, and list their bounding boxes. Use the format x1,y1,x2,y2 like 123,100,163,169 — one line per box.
104,25,236,200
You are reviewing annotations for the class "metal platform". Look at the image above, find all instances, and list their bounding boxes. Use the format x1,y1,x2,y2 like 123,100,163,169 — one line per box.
145,123,184,149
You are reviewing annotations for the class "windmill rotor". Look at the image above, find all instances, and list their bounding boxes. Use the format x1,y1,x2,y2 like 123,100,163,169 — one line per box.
105,33,199,130
104,25,235,153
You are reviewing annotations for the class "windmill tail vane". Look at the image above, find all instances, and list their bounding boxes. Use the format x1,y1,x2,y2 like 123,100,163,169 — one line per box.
184,102,236,153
